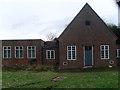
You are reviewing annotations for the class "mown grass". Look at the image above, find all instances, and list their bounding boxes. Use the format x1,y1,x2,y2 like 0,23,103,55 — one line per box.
2,71,119,88
0,72,2,89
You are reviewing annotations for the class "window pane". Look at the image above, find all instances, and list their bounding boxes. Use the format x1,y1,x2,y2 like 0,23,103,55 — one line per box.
28,47,31,49
8,50,11,58
28,50,31,58
4,50,7,58
116,50,117,57
20,47,23,49
105,46,108,49
105,55,108,58
118,50,120,57
101,45,109,59
51,51,54,58
101,51,104,58
105,50,108,57
32,47,35,49
16,50,19,58
20,50,23,58
68,47,71,50
72,46,75,50
16,47,19,49
4,47,7,49
32,50,35,57
68,51,71,59
3,46,11,58
72,51,75,59
67,46,76,60
101,46,104,50
8,47,11,49
47,51,50,59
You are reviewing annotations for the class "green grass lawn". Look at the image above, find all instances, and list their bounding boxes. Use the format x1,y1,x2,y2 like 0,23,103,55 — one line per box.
2,71,119,88
0,72,2,89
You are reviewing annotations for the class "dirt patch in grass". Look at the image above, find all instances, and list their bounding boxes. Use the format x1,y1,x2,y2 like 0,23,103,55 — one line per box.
51,76,66,82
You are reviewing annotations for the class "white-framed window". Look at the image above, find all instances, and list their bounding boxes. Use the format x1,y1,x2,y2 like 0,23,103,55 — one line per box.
46,50,55,59
3,46,11,59
15,46,24,59
67,46,76,60
100,45,109,59
27,46,36,58
116,49,120,58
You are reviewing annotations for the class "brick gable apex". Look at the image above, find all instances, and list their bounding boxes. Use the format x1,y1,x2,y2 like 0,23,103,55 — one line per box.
58,3,117,41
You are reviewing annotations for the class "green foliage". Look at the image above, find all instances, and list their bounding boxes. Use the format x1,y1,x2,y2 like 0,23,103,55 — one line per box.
2,65,55,72
2,65,27,71
2,71,119,88
26,65,55,72
107,24,120,37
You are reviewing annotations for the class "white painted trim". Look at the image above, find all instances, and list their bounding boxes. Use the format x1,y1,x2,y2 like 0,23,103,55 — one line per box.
116,49,120,58
27,46,28,58
46,50,55,59
83,46,93,67
83,66,93,68
67,46,76,60
92,46,93,66
83,46,85,67
100,45,109,59
3,46,11,59
2,47,4,59
15,46,24,59
46,50,48,59
27,46,36,59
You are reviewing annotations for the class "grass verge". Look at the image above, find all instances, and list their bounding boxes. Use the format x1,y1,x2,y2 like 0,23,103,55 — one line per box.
2,71,119,88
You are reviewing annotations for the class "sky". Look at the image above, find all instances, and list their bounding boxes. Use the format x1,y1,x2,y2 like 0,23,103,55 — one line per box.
0,0,118,41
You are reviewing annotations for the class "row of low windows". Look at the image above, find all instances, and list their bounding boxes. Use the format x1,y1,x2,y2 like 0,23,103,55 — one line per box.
3,46,55,59
67,45,120,60
67,45,110,60
2,45,120,60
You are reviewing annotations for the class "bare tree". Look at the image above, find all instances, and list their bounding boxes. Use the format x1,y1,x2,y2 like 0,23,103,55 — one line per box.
46,32,57,41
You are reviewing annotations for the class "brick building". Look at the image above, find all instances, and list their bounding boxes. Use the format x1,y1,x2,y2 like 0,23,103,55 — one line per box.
1,3,120,69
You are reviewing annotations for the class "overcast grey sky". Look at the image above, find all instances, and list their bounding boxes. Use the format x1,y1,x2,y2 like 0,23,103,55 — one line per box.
0,0,118,40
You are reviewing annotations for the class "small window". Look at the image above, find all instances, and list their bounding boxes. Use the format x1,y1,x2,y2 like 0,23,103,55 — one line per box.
100,45,109,59
27,46,36,58
116,49,120,58
67,46,76,60
46,50,55,59
3,46,11,59
85,20,90,26
15,46,24,59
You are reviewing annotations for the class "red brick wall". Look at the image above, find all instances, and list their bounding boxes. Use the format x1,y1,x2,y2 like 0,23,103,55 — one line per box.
2,39,44,66
58,4,117,69
116,44,120,66
42,41,59,66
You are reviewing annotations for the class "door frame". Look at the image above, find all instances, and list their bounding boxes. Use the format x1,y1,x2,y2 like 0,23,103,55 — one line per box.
83,45,93,67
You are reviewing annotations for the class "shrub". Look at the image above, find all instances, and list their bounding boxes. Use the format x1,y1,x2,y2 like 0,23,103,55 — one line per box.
2,65,56,72
2,65,27,71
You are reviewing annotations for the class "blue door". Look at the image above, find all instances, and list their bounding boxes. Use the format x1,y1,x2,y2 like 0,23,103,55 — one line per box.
84,46,93,66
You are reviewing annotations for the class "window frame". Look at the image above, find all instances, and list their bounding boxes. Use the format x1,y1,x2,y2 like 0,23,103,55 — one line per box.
15,46,24,59
100,45,109,59
67,46,76,60
27,46,36,59
46,50,55,59
116,49,120,58
3,46,11,59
